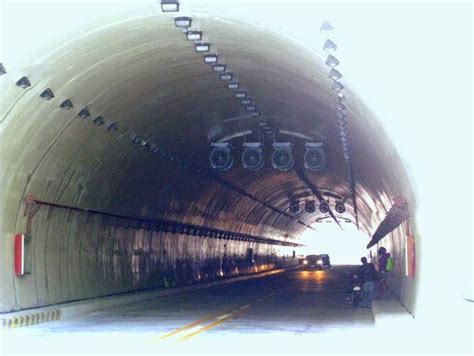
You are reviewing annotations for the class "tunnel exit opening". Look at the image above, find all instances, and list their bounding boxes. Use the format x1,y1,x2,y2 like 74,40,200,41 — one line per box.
299,222,368,265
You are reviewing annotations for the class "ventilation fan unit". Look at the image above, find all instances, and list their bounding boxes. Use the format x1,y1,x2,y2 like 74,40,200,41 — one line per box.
209,142,233,171
319,201,330,213
305,200,316,213
271,142,294,171
335,201,346,214
304,142,326,171
290,200,300,214
242,142,264,171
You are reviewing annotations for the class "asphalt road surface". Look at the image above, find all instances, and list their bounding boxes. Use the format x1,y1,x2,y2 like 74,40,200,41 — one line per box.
2,265,380,354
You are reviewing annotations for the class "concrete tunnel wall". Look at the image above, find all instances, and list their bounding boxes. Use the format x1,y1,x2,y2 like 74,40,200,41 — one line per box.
0,2,419,314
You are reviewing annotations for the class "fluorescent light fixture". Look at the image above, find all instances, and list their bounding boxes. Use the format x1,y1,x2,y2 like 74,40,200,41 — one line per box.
329,68,342,80
93,116,105,126
227,82,239,90
175,17,191,28
326,54,340,67
16,76,31,88
220,72,233,81
332,81,344,92
106,122,118,132
195,42,210,52
40,88,55,100
320,21,334,32
212,64,226,72
204,54,218,63
186,31,202,41
323,39,337,52
78,107,90,118
161,1,179,12
235,91,247,99
60,99,73,110
245,105,256,112
250,112,260,117
241,99,252,105
335,102,346,111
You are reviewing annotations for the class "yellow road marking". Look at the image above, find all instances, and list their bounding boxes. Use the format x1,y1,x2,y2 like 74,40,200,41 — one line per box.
179,312,238,341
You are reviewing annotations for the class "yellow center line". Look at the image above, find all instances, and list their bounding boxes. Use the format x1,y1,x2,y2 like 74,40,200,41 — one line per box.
179,311,240,341
179,289,290,342
150,304,244,342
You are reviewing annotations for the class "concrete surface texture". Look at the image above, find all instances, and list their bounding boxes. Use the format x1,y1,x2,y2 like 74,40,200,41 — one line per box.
0,1,472,354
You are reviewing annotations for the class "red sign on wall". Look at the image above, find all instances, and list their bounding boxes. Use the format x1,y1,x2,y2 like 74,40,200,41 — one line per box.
14,234,32,276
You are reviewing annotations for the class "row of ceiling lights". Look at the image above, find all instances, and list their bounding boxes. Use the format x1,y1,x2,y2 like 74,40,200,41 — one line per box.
209,141,326,172
162,1,261,119
1,68,119,133
320,21,359,228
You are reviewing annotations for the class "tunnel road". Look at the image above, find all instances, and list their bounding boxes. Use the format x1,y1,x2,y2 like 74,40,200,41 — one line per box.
0,265,382,354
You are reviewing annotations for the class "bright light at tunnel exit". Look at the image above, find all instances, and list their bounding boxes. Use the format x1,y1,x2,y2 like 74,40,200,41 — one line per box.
299,223,367,265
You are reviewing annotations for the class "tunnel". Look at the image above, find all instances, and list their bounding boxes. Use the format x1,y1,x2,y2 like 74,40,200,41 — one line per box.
0,1,472,354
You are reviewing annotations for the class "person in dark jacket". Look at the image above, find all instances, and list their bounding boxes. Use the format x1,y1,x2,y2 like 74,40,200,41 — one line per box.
377,247,389,297
358,257,377,308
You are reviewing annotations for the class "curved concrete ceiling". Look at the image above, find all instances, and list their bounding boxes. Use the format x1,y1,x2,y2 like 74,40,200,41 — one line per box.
0,2,414,243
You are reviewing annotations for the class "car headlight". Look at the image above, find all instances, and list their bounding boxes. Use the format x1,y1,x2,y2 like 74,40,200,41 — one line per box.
317,260,323,265
303,260,308,265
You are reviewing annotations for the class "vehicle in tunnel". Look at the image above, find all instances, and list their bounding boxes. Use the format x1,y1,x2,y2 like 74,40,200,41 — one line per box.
302,254,319,269
318,254,331,269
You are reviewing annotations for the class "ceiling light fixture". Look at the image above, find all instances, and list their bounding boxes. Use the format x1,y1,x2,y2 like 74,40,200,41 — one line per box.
332,81,344,92
235,91,247,99
212,64,226,72
323,39,337,52
60,99,73,110
186,31,202,41
329,68,342,80
174,16,191,27
227,82,239,90
220,73,233,81
204,54,218,63
16,76,31,88
195,42,210,52
78,107,90,118
40,88,55,100
161,0,179,12
326,54,340,67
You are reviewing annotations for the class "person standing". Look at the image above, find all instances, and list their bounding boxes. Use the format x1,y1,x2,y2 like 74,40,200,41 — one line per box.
377,247,389,297
357,257,378,308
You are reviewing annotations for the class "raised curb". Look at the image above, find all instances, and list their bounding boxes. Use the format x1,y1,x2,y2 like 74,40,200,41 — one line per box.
0,265,297,329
